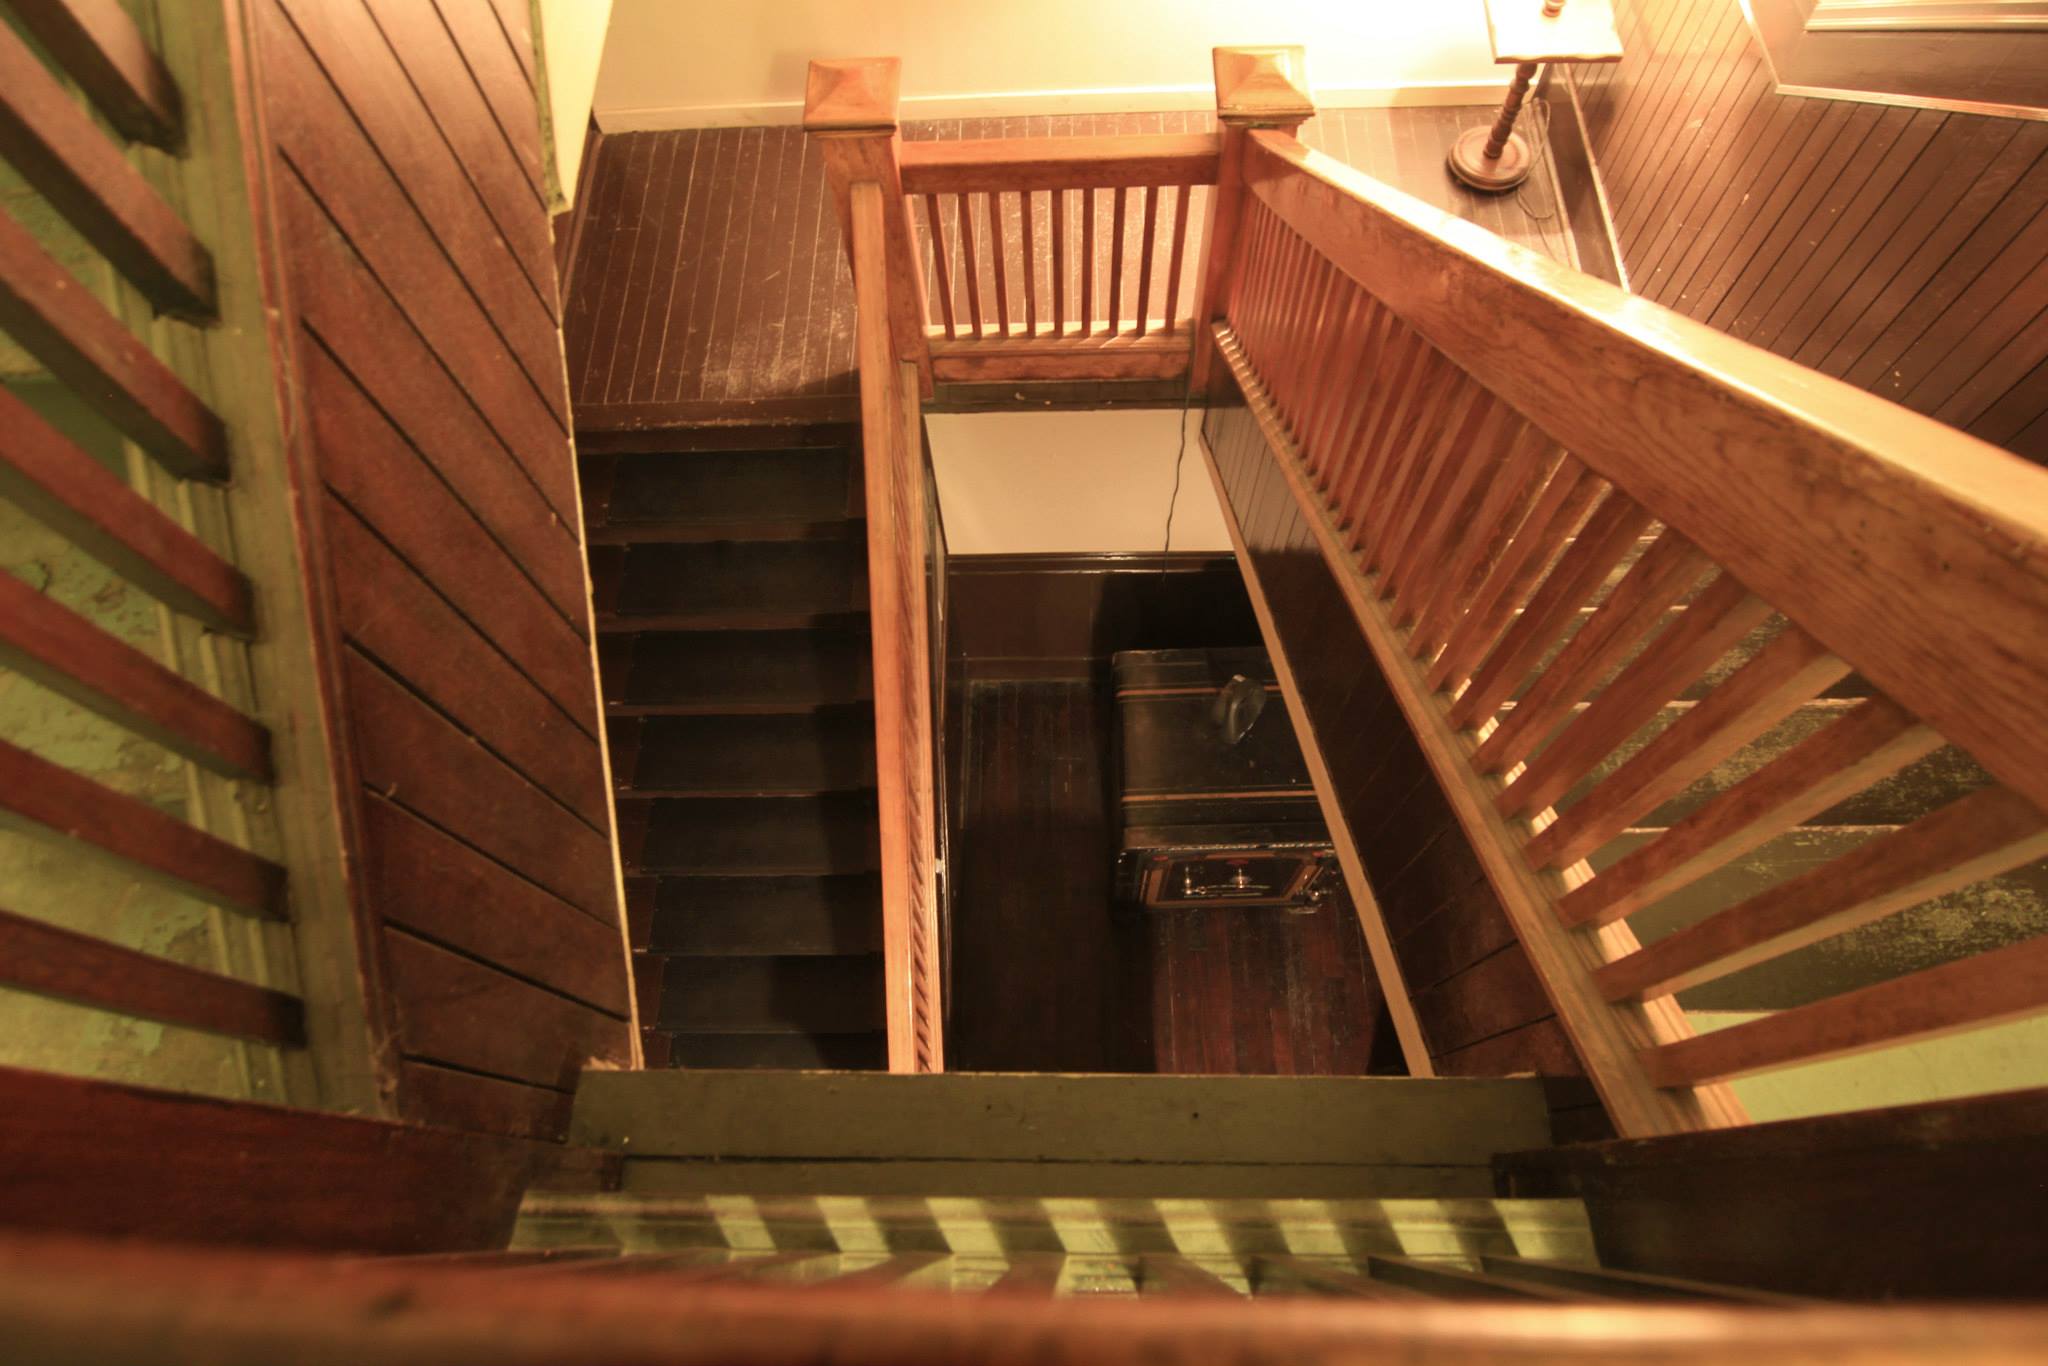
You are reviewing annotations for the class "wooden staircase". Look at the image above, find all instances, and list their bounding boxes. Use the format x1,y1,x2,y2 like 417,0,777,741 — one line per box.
585,430,889,1068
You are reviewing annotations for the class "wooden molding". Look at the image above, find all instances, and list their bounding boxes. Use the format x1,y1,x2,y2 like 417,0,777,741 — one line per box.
801,56,901,133
1212,46,1314,125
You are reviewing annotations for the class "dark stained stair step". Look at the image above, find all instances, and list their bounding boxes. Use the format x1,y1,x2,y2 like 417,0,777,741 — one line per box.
621,708,877,796
657,953,884,1034
603,629,874,715
602,447,857,526
648,874,884,956
629,793,880,876
614,540,866,618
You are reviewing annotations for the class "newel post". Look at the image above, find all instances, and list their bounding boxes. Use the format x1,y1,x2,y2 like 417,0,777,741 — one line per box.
1188,46,1314,396
802,57,933,395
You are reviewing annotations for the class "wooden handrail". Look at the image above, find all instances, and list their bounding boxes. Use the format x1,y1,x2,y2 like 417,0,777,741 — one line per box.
900,133,1221,192
807,61,946,1072
1207,106,2048,1135
1239,129,2048,818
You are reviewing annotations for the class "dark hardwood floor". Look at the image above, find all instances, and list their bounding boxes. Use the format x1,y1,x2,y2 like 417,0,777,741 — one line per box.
949,679,1396,1075
562,108,1582,430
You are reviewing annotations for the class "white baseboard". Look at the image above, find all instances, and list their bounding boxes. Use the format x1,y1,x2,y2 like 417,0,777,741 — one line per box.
595,80,1512,133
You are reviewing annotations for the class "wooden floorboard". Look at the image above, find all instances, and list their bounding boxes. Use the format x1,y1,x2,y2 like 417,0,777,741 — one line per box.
564,109,1580,426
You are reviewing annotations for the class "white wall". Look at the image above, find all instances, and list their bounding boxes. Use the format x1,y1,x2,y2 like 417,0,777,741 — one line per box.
927,409,1231,556
537,0,615,206
594,0,1506,131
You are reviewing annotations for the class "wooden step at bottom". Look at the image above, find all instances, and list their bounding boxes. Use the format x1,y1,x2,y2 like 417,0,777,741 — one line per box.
604,629,874,715
513,1192,1603,1288
628,793,880,875
571,1073,1556,1170
656,953,885,1034
657,1031,888,1070
648,875,884,956
622,708,877,796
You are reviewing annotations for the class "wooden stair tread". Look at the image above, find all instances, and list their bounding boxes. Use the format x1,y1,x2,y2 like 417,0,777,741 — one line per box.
603,447,856,525
630,793,881,876
606,630,874,713
611,541,867,620
655,953,885,1034
620,708,877,797
648,874,884,956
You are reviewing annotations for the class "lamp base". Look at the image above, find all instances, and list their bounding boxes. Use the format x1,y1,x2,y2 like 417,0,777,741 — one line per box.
1447,125,1533,192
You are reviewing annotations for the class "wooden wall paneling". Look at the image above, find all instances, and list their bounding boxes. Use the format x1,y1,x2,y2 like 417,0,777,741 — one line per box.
0,19,213,315
1576,0,2048,461
383,930,623,1094
341,650,613,918
357,0,550,263
260,23,570,459
1497,1086,2048,1299
429,0,547,197
298,344,596,731
360,796,630,1017
269,0,556,324
323,498,606,827
0,1064,616,1252
279,191,586,622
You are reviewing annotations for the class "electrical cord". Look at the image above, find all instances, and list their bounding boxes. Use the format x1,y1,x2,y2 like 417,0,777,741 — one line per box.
1159,370,1195,577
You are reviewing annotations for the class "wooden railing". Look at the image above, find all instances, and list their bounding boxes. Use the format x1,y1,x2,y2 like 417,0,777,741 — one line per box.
806,60,945,1072
1204,93,2048,1135
903,133,1219,383
0,0,354,1101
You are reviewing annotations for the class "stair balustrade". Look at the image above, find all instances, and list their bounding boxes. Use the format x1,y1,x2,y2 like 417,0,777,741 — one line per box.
817,44,2048,1133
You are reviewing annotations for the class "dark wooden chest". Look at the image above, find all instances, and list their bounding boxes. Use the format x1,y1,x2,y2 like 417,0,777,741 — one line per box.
1112,647,1337,910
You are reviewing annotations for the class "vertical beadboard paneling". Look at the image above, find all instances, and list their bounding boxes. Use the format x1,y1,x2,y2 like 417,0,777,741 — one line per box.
1572,0,2048,464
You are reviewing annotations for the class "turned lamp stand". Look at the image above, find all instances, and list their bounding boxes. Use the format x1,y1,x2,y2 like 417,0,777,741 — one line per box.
1448,0,1623,193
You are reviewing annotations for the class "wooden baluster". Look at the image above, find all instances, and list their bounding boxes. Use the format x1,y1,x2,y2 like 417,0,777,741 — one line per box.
1522,626,1851,871
1277,257,1337,432
1299,283,1365,471
1640,930,2048,1088
0,572,270,780
1355,355,1464,560
1382,395,1519,609
1499,571,1773,820
1320,301,1397,504
1350,348,1456,552
0,386,251,632
1405,426,1556,646
1559,697,1941,930
1597,784,2048,1005
1426,461,1603,693
1081,186,1096,336
1190,45,1313,394
1107,185,1128,336
989,192,1012,337
1447,494,1655,733
1021,188,1038,338
1223,202,1274,340
955,191,984,339
922,193,956,340
1332,323,1430,528
0,907,304,1045
1472,528,1711,775
1051,186,1066,337
1134,184,1159,337
803,57,933,392
1161,182,1193,334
